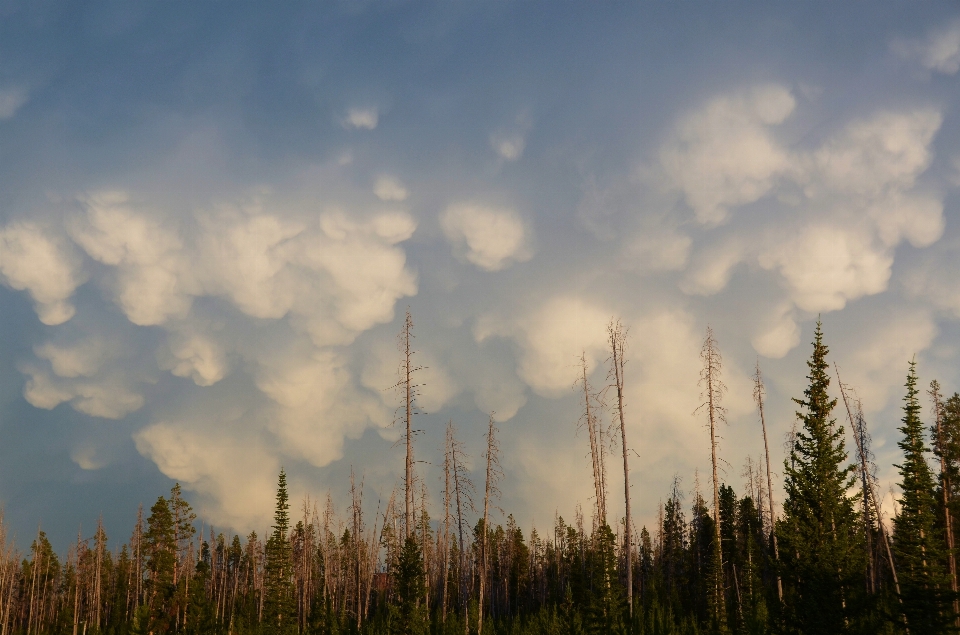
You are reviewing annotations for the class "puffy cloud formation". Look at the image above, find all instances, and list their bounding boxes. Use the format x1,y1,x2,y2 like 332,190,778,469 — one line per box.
342,107,379,130
661,84,796,225
441,203,532,271
373,176,409,202
2,6,958,543
652,86,945,356
893,21,960,75
22,335,146,419
0,222,86,325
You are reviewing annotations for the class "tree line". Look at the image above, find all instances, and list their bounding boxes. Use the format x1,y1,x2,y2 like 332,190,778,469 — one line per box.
0,315,958,634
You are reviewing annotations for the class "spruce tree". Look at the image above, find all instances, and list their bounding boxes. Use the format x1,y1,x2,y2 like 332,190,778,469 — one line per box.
392,534,428,635
893,361,955,632
778,321,866,634
144,495,176,633
263,469,296,634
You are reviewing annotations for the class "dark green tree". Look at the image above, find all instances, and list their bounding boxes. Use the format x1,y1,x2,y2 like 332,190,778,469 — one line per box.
893,361,955,633
777,321,867,634
584,523,627,634
145,495,176,633
392,534,428,635
263,469,296,634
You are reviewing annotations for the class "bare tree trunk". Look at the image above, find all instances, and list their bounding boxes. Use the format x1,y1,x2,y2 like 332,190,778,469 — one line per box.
835,366,906,629
448,422,474,635
607,319,634,620
699,327,727,628
753,362,783,602
94,516,104,631
402,311,416,537
929,380,959,626
442,425,453,623
579,353,606,529
479,414,502,635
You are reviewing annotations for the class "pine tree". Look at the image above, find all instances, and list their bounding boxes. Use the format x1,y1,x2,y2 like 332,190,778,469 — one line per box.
144,496,176,633
264,469,296,634
391,535,428,635
893,361,955,633
778,321,866,634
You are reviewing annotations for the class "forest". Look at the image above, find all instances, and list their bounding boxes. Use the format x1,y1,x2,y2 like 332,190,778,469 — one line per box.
0,314,958,635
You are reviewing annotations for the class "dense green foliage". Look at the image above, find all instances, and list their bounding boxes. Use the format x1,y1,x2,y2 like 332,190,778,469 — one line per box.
0,324,959,634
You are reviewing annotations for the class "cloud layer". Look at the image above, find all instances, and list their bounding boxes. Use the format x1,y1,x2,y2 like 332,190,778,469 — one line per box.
0,4,957,545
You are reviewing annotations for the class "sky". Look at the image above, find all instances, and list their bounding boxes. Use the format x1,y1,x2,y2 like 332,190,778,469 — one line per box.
1,0,960,551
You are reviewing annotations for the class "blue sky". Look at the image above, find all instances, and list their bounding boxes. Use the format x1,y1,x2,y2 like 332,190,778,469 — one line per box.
1,1,959,550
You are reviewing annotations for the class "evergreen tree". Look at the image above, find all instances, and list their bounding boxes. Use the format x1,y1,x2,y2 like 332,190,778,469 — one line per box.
584,523,626,634
263,468,296,634
778,321,867,634
893,361,955,632
392,535,428,635
144,495,176,633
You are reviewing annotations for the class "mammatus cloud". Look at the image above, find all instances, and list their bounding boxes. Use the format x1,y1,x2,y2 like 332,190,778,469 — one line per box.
660,84,796,226
441,203,533,271
0,222,87,325
22,336,147,419
892,20,960,75
0,177,421,527
650,85,945,357
342,107,379,130
373,176,409,202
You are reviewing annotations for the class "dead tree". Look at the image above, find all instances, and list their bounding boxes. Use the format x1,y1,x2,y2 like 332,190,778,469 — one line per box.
607,319,634,619
441,423,454,623
448,422,475,634
577,352,607,529
479,414,503,635
930,380,959,625
390,309,425,538
835,366,905,625
697,326,727,627
753,361,783,602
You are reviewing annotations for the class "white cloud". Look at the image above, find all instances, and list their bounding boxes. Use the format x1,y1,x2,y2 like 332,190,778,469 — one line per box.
0,86,28,119
134,421,279,530
158,326,228,387
361,338,460,415
0,222,87,325
751,305,800,359
654,88,944,325
21,334,147,419
70,191,193,326
373,176,409,201
837,309,939,414
660,84,795,224
491,133,526,161
22,365,145,419
892,21,960,75
680,239,746,296
501,296,611,397
441,203,532,271
342,107,379,130
758,225,892,313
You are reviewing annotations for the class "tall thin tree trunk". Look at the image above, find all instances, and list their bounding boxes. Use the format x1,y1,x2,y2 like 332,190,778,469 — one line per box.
835,366,906,629
403,311,415,537
479,414,502,635
608,319,634,620
699,327,727,629
442,424,453,623
580,353,606,529
754,362,783,602
929,380,959,625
